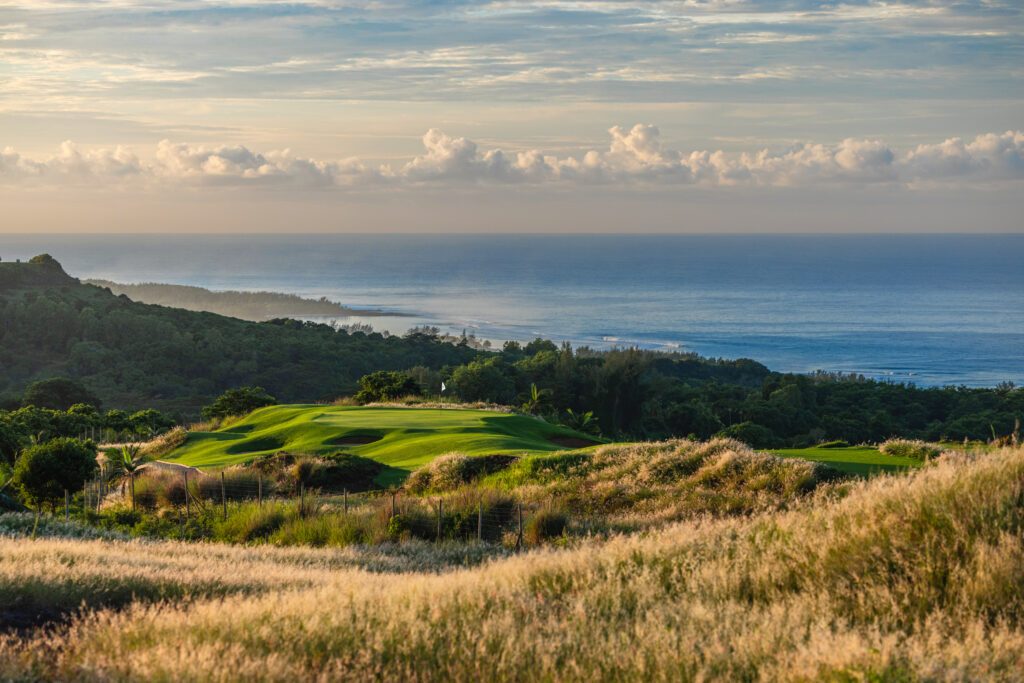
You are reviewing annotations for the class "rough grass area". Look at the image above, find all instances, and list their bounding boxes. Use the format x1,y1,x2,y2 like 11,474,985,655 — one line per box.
167,405,604,486
477,438,845,527
879,438,951,461
768,444,922,475
2,445,1023,679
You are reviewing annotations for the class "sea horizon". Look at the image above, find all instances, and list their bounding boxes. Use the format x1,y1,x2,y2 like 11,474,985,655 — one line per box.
2,232,1022,388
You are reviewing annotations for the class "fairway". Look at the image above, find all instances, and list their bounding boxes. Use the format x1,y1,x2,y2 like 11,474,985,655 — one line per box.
166,405,602,485
768,445,922,476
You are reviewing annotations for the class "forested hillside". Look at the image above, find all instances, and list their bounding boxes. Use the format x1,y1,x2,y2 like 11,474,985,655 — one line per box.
2,256,1021,445
0,257,483,415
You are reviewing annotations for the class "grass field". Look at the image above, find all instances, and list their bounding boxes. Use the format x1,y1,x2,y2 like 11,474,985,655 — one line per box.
769,445,921,475
3,445,1022,679
166,405,601,485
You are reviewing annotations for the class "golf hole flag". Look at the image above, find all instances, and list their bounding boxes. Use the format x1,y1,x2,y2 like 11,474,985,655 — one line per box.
441,381,446,393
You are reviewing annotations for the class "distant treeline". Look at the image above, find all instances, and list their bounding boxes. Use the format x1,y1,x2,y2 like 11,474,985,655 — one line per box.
2,256,1022,446
84,279,404,322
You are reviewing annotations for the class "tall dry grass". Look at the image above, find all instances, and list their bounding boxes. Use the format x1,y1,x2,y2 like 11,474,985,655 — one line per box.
1,444,1023,679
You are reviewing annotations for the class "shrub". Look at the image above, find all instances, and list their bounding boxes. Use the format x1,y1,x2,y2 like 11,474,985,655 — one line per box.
524,507,567,544
715,421,779,449
406,453,473,493
407,453,520,494
880,439,948,461
310,452,384,492
216,502,288,542
12,438,98,510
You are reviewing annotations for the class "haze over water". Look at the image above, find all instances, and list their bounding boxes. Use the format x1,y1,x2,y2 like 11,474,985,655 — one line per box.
2,233,1021,388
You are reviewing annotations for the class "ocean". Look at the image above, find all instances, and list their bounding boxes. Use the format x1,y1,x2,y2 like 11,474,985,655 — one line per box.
1,233,1022,387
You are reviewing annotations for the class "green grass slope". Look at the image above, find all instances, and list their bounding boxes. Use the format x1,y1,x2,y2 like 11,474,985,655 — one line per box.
167,405,603,486
768,445,921,476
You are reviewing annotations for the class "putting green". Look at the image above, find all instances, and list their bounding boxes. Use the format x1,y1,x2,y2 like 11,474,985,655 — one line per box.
767,446,922,476
166,405,603,486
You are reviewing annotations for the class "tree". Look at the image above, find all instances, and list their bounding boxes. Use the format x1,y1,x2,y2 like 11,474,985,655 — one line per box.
451,357,513,403
202,386,276,420
519,383,554,416
562,408,599,435
716,421,779,449
12,438,98,510
109,444,146,511
129,409,175,438
354,371,421,404
21,377,100,411
0,423,24,467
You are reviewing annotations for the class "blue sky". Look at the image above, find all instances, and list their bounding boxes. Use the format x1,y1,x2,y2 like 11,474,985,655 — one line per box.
1,0,1022,231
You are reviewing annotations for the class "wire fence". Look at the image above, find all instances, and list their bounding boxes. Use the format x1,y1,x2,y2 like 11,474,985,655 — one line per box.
71,469,561,549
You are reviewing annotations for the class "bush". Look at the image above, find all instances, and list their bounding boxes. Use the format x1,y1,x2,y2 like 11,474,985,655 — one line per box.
12,438,98,510
879,439,948,461
406,453,473,493
310,452,384,492
407,453,518,494
216,502,288,542
715,422,779,449
524,507,567,545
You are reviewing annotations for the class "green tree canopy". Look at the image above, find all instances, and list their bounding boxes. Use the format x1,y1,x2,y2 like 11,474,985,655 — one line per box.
0,423,24,467
354,371,421,404
21,377,100,411
13,437,98,510
202,386,277,420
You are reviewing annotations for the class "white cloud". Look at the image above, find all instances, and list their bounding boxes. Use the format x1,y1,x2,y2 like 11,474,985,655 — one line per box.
3,127,1024,190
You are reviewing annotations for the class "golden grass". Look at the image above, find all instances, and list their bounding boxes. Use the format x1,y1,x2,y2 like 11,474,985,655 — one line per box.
2,445,1023,680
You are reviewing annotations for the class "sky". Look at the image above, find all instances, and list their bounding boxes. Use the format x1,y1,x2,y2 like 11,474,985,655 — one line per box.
1,0,1023,233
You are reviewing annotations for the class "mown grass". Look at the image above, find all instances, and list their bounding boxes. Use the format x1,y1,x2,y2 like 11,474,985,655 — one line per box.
1,445,1022,680
768,444,922,475
167,405,603,486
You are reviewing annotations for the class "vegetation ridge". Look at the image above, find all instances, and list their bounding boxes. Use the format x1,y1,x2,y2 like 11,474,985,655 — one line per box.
84,279,408,322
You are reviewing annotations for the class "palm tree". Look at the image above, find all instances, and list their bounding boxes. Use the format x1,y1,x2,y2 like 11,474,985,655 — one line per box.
563,409,599,435
518,383,554,416
111,444,146,511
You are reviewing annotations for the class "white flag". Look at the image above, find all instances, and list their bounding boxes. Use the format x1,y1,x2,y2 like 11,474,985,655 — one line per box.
441,381,446,392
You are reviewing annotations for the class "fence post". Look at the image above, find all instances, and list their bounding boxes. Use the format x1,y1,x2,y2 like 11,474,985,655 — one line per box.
65,489,69,521
258,474,262,508
517,503,523,552
437,499,442,542
477,501,482,542
179,513,184,540
391,491,396,520
344,488,348,515
221,471,227,520
83,480,88,516
130,471,136,512
184,471,190,520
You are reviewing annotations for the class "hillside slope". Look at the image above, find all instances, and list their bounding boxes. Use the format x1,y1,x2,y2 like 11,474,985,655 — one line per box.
0,258,484,414
2,445,1023,679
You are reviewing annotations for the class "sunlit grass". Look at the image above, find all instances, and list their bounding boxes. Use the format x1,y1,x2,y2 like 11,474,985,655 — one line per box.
2,444,1022,679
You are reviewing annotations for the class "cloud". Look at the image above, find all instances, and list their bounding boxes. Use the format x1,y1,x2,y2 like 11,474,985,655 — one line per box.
3,127,1024,190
